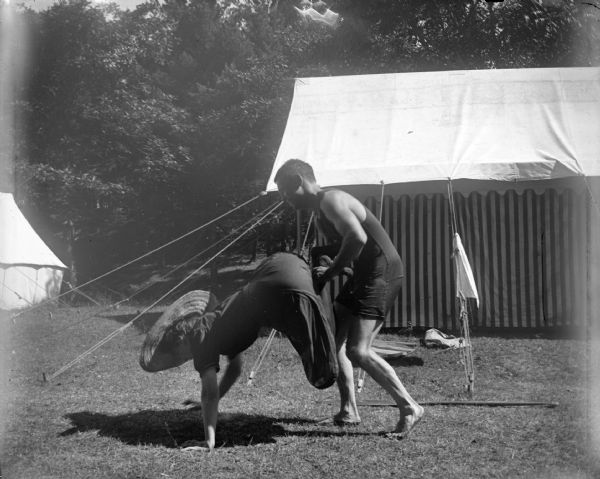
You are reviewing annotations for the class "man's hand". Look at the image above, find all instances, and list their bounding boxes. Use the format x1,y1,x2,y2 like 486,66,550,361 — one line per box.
313,256,354,284
312,266,331,286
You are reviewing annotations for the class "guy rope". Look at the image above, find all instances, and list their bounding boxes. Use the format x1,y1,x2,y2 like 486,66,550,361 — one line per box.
246,211,315,386
448,181,477,395
35,199,282,345
12,193,266,321
43,199,283,382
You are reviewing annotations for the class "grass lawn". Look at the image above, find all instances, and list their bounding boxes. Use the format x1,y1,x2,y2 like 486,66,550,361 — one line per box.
1,303,599,479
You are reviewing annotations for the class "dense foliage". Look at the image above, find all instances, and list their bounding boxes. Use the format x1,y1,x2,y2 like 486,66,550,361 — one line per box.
8,0,599,284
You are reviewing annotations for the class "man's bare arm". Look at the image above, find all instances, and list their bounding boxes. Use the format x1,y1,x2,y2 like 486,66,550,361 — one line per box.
200,367,220,450
318,191,367,282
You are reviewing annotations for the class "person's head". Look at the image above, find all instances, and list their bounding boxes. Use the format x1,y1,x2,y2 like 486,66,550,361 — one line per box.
274,159,319,209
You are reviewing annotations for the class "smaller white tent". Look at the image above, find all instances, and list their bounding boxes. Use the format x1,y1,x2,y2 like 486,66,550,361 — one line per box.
0,192,66,310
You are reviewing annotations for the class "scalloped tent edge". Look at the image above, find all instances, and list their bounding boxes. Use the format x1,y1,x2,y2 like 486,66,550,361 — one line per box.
1,192,67,310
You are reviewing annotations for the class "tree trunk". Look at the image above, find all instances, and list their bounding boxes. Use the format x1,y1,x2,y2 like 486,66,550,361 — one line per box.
66,220,78,303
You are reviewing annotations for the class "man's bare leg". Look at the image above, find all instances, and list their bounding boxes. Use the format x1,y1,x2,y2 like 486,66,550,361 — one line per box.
345,315,424,437
332,303,360,424
334,342,361,425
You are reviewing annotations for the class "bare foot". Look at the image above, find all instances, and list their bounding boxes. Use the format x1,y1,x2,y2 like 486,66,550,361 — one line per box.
386,405,424,439
333,411,361,426
181,439,212,451
182,399,202,411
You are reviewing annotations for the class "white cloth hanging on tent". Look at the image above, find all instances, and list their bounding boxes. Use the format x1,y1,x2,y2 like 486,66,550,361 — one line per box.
453,233,479,307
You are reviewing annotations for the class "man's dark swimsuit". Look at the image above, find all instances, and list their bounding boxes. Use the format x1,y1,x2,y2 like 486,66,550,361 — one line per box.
315,190,404,321
191,253,338,389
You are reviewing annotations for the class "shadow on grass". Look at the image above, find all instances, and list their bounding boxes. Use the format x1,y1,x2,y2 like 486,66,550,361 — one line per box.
60,409,370,448
386,356,424,367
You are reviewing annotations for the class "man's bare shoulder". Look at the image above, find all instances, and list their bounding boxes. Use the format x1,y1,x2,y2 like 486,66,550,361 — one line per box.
321,189,357,205
320,189,366,221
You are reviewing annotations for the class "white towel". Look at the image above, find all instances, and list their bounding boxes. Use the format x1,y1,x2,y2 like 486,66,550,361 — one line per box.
424,328,465,349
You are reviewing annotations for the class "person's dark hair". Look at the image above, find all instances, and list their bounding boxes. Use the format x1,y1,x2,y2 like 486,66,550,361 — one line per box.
274,159,316,184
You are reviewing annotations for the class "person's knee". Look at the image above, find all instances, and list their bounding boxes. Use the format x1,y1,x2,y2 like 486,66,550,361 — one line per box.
345,343,370,366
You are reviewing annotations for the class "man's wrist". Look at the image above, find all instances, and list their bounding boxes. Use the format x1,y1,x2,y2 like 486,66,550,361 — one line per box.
325,265,341,281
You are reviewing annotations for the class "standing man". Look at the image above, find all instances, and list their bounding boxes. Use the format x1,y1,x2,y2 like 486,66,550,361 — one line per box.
274,159,424,438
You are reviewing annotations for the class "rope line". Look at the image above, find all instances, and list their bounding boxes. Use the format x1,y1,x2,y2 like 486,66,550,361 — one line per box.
11,193,263,320
378,181,385,222
111,200,279,304
583,175,600,218
137,201,280,305
300,212,314,260
458,295,475,395
246,329,277,386
45,201,283,382
447,181,459,236
9,268,73,312
63,281,102,306
248,211,316,385
35,201,279,342
0,277,33,305
447,179,475,394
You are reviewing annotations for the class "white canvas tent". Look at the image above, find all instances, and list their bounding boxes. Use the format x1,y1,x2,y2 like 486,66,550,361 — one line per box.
266,67,600,330
0,192,66,310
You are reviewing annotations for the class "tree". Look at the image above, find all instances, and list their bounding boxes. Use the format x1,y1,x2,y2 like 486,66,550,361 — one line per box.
13,0,598,288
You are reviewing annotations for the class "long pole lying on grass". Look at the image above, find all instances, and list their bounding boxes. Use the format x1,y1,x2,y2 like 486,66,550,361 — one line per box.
354,399,559,408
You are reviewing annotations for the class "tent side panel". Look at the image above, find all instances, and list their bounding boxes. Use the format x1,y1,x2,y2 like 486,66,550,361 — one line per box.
313,188,583,330
394,189,582,330
454,189,581,329
368,193,456,329
0,266,64,310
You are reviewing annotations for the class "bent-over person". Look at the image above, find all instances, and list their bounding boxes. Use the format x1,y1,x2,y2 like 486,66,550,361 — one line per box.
140,252,337,450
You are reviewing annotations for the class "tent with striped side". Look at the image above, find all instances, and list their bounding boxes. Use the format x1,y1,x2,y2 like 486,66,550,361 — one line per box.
266,67,600,330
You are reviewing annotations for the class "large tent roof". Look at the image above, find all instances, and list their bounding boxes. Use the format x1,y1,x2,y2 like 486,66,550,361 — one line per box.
0,192,66,268
266,67,600,191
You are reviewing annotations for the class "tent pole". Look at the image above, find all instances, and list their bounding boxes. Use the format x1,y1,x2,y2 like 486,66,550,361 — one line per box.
378,180,385,222
448,179,476,396
447,180,458,236
247,328,277,386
